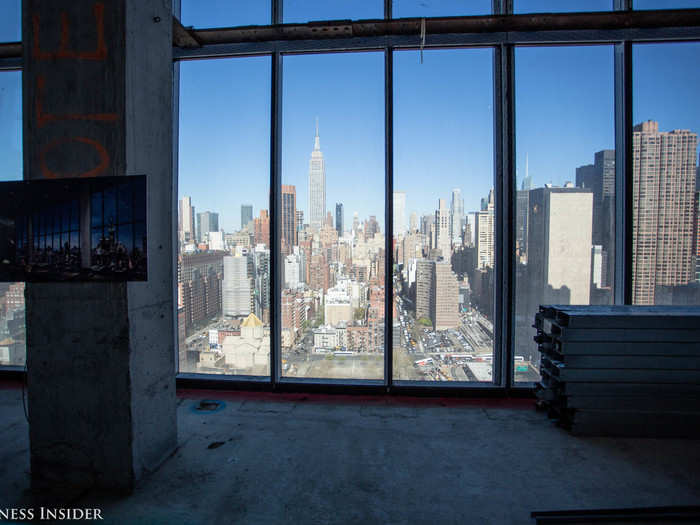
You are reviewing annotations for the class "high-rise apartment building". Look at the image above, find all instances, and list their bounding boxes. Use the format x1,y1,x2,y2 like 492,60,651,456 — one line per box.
450,188,464,246
281,185,297,255
695,190,700,282
196,211,219,244
631,121,698,304
308,120,326,230
527,186,593,305
241,205,253,230
254,247,270,323
415,259,433,321
431,262,460,330
254,210,270,247
433,199,451,258
223,255,252,318
413,259,459,330
393,191,406,238
178,196,195,243
335,203,344,237
475,190,495,269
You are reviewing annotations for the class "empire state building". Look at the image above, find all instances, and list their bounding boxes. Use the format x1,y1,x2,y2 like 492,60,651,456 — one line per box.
308,119,326,230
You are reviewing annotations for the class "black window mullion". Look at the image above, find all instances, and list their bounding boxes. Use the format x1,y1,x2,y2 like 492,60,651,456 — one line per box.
614,40,633,305
384,46,393,389
270,49,282,387
494,43,514,390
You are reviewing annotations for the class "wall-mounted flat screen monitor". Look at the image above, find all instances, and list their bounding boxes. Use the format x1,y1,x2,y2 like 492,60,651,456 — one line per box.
0,175,146,282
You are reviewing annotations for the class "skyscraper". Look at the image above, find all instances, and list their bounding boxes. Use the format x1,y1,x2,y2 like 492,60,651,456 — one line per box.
281,185,297,255
475,190,495,269
223,255,251,318
632,121,698,304
178,196,195,243
431,261,460,330
433,199,451,258
254,246,270,322
241,205,253,230
450,188,464,246
196,211,219,244
415,259,433,321
576,149,615,288
409,212,418,233
393,191,406,238
335,203,344,237
308,119,326,230
254,210,270,247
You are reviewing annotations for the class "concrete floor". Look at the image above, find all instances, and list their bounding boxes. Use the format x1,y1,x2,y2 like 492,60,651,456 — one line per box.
1,385,699,525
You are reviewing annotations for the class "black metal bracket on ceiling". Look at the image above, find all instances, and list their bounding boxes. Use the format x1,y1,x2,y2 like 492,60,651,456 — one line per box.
172,9,700,49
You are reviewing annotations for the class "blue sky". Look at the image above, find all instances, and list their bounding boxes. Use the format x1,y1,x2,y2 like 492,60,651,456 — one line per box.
2,4,699,233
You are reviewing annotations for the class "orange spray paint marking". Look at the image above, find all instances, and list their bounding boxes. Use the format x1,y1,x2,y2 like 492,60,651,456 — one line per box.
33,2,107,61
40,137,110,179
35,76,118,129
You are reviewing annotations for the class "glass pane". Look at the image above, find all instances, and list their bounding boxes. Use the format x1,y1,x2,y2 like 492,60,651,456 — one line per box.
181,0,270,28
103,186,117,227
0,72,21,180
284,0,382,23
178,56,271,375
0,71,24,367
71,199,80,231
393,0,491,17
91,190,103,228
118,182,133,224
514,45,615,383
393,49,494,383
632,43,700,305
282,52,385,380
515,0,611,12
635,0,700,8
0,0,20,42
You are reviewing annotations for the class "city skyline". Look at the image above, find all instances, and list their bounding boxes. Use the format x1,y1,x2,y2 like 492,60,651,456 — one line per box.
3,46,700,233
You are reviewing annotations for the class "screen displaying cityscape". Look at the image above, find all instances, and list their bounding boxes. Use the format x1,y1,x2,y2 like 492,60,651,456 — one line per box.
0,17,698,381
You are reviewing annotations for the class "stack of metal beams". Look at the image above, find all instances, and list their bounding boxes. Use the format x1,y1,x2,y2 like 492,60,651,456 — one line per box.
534,305,700,437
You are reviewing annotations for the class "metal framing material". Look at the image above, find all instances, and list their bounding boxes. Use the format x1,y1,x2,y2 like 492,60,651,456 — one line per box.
181,10,700,46
494,43,515,389
270,0,283,386
384,46,394,389
615,40,634,305
171,25,700,60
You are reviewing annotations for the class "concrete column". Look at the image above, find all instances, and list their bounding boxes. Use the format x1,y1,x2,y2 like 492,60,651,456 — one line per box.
23,0,176,493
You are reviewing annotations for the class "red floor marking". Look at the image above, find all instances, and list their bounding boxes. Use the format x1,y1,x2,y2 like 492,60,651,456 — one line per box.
177,388,535,410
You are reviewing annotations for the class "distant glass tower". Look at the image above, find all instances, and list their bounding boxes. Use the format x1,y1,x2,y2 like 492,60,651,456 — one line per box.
308,118,326,230
241,204,253,229
281,185,297,255
335,203,344,236
196,211,219,243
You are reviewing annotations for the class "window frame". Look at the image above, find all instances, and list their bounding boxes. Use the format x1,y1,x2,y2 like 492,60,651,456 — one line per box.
170,0,700,395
